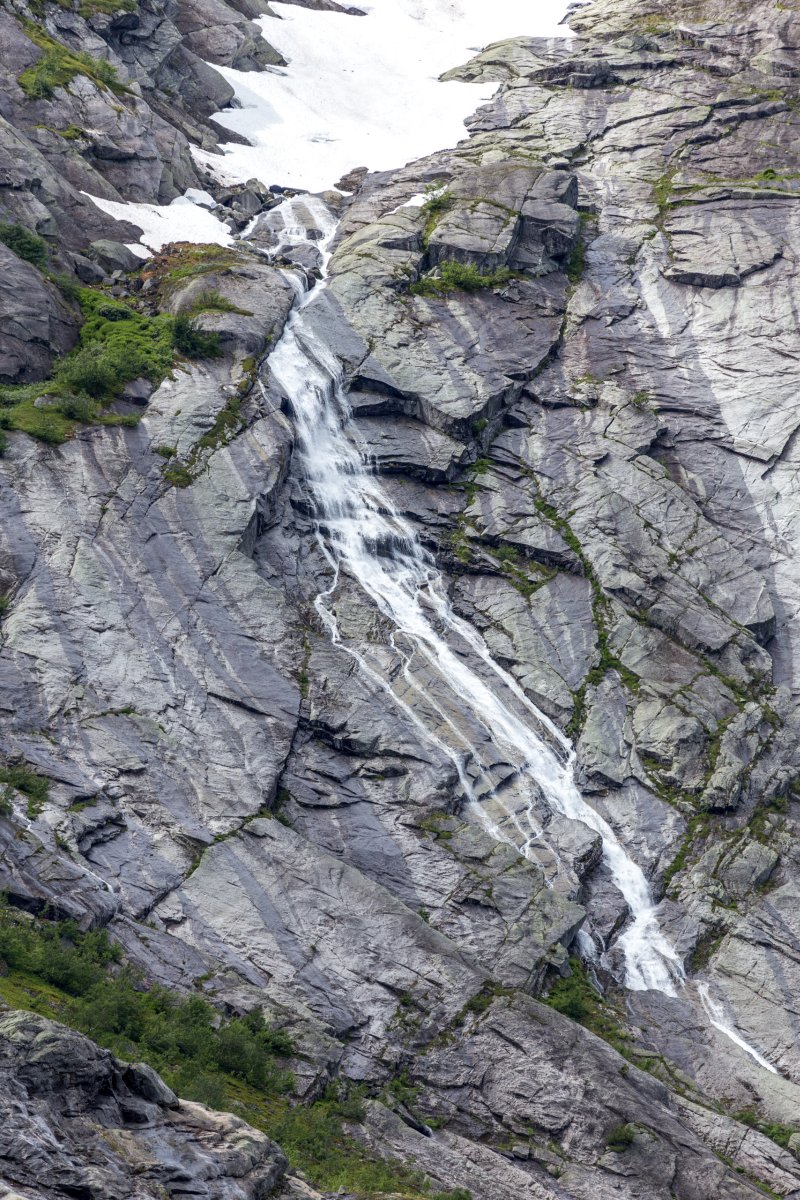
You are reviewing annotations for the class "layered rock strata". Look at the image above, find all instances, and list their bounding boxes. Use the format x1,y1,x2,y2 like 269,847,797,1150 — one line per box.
2,0,800,1195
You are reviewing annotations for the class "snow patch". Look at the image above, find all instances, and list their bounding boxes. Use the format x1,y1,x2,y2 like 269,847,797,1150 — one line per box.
197,0,572,192
83,192,233,252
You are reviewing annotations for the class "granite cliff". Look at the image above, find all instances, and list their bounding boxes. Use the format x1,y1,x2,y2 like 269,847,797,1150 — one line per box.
2,0,800,1196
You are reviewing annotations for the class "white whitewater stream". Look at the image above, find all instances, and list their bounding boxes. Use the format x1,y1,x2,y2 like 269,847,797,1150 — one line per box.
262,194,781,1075
267,198,682,995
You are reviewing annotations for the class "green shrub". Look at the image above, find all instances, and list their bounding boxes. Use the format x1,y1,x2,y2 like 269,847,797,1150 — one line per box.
188,289,252,317
420,183,454,248
0,902,293,1104
544,958,632,1061
45,289,175,408
0,428,7,456
0,763,49,818
733,1107,795,1149
546,965,592,1021
440,262,511,292
163,462,193,488
0,223,47,269
18,24,126,99
606,1123,636,1152
54,394,97,421
410,261,512,296
0,901,475,1198
173,314,222,359
55,348,120,399
269,1084,430,1196
76,290,175,383
565,237,586,284
421,183,454,219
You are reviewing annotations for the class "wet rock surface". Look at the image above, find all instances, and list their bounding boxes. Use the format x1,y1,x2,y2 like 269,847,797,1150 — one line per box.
2,0,800,1196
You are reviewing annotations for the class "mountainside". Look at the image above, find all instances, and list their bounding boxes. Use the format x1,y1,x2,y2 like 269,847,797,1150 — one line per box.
2,0,800,1197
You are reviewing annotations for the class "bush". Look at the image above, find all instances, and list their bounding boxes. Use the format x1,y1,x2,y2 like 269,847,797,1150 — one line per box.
0,763,49,818
420,183,454,248
440,262,511,292
188,289,252,317
0,223,47,269
76,290,174,383
410,261,512,297
606,1123,636,1152
55,348,120,399
54,394,97,421
0,901,476,1198
50,289,175,406
18,25,125,100
546,960,594,1021
173,314,222,359
0,902,293,1104
270,1084,430,1196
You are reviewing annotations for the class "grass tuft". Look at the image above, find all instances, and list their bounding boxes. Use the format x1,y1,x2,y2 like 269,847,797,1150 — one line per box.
411,261,513,296
19,22,128,99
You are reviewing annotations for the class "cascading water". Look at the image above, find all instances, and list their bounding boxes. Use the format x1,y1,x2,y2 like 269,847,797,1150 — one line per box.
265,195,682,995
261,194,779,1073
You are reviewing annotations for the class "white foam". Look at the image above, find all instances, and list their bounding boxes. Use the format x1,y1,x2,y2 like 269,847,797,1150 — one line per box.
198,0,573,192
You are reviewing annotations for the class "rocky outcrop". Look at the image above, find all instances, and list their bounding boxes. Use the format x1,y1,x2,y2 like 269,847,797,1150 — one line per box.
0,1008,287,1199
0,242,79,382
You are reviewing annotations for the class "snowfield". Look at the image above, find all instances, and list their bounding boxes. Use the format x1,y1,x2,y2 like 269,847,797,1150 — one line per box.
202,0,572,191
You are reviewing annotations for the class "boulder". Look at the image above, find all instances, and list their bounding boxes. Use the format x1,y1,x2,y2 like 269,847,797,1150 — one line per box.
0,1011,287,1199
89,239,142,273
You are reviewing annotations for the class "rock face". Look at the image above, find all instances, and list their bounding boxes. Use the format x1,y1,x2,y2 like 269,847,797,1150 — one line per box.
0,0,288,322
2,0,800,1197
0,1008,287,1199
0,243,79,382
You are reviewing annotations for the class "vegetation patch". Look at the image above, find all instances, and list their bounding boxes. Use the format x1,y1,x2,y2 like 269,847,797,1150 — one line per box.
0,902,292,1106
187,288,253,317
0,762,49,819
411,261,513,296
0,902,474,1198
453,981,514,1026
18,22,128,99
172,313,222,359
161,394,242,489
733,1106,796,1150
661,812,709,895
545,957,637,1060
565,211,593,284
142,243,241,295
0,222,48,269
606,1122,636,1152
420,183,454,249
0,287,220,449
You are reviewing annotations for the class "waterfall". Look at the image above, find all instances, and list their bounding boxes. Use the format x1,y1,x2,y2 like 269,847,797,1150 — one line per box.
260,194,788,1076
264,195,684,996
258,193,782,1072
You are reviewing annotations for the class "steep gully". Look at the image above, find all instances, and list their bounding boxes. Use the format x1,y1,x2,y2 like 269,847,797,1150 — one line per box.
262,195,778,1074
